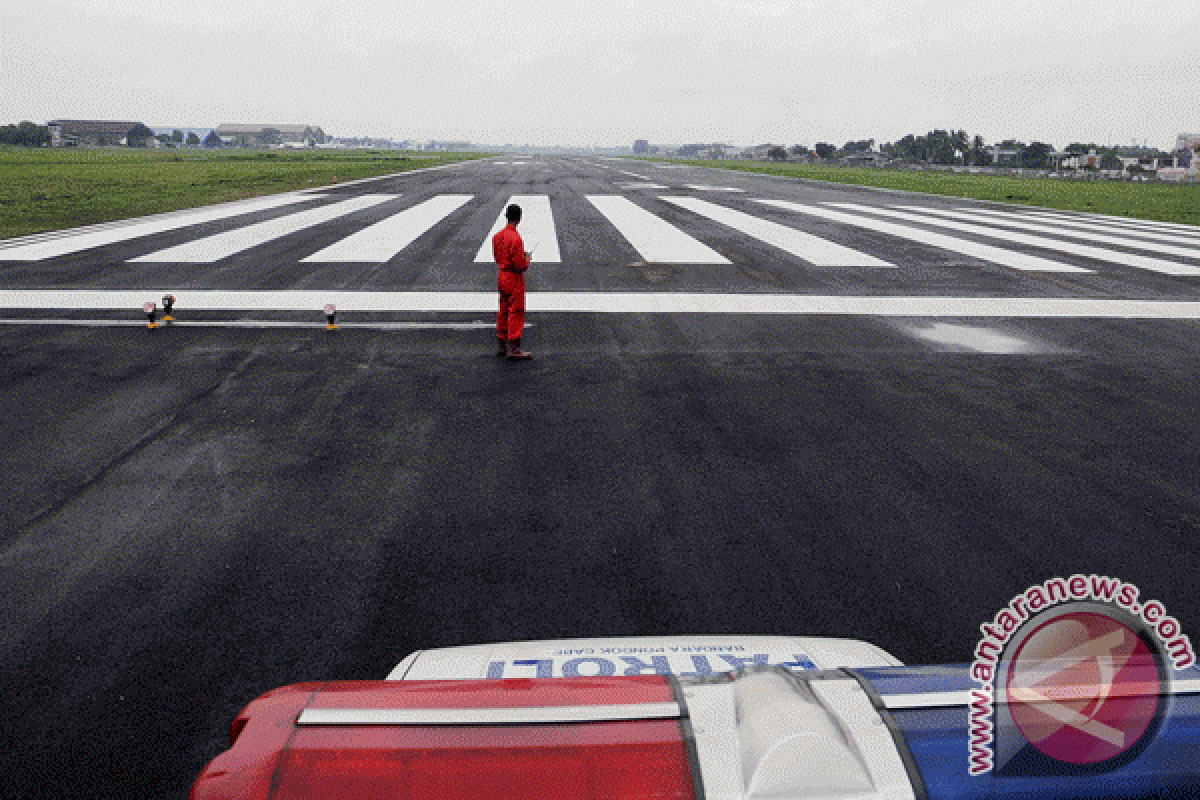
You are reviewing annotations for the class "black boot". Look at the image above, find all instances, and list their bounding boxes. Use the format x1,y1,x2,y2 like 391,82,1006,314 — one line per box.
496,337,507,357
506,338,532,360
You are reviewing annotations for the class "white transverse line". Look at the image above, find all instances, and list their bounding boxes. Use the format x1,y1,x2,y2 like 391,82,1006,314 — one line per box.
0,319,516,330
901,206,1200,261
1023,208,1200,238
6,290,1200,318
663,197,894,268
300,195,471,262
129,195,396,263
972,208,1200,245
828,203,1200,277
684,185,745,192
586,195,730,263
474,195,561,263
0,194,322,261
616,183,668,190
752,199,1089,273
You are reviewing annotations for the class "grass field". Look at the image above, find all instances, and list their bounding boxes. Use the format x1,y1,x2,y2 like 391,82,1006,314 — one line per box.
637,158,1200,227
0,147,490,240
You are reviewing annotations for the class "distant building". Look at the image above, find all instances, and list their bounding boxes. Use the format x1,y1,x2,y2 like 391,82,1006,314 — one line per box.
842,151,885,166
215,124,326,147
47,119,143,147
738,144,777,160
989,145,1022,167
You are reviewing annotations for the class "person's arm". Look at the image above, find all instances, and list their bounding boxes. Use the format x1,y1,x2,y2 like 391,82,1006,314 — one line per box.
513,236,530,271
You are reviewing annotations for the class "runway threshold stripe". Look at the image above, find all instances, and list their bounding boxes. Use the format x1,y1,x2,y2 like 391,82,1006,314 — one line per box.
0,194,321,261
300,195,471,262
754,199,1087,273
586,195,730,263
958,208,1200,247
5,290,1200,318
663,197,894,267
829,203,1200,277
474,195,561,263
1024,208,1200,237
129,195,397,263
901,206,1200,260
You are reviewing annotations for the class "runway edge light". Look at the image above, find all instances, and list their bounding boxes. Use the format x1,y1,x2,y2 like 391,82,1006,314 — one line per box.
324,303,338,331
143,301,156,329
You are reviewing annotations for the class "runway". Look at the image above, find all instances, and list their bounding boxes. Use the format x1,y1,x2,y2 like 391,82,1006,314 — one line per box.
1,156,1198,798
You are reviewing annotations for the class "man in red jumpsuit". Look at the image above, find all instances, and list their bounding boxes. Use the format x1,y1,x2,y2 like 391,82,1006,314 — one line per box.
492,203,533,360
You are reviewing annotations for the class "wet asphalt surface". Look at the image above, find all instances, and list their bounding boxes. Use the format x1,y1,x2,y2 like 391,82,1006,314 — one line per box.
1,157,1199,797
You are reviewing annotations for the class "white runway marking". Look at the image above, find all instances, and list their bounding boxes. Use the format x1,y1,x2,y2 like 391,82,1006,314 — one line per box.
829,203,1200,277
753,199,1088,273
129,195,396,263
10,290,1200,318
474,195,562,263
684,185,745,192
1024,208,1200,237
616,182,669,190
663,197,894,267
611,168,654,180
959,207,1200,247
900,206,1200,261
0,194,321,261
0,317,514,331
586,195,730,263
301,195,471,262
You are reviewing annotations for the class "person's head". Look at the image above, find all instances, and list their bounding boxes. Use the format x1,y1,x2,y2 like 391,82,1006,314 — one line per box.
505,204,522,225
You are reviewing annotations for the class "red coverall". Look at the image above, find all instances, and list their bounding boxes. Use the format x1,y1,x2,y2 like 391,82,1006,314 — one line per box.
492,223,529,342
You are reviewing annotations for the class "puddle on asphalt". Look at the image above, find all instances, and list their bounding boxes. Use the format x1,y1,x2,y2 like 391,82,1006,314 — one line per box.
903,322,1041,354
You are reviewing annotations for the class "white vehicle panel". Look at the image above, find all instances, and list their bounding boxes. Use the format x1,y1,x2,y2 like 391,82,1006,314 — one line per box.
388,635,903,680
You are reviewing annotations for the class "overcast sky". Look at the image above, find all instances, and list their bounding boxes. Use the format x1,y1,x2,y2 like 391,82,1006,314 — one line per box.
2,0,1194,149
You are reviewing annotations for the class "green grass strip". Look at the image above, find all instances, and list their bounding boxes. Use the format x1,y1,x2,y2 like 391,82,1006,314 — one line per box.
0,147,491,240
634,157,1200,228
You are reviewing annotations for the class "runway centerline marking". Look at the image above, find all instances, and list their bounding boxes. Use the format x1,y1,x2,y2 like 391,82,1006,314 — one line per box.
663,196,894,267
753,199,1089,273
586,195,730,263
129,195,396,263
5,290,1200,318
301,195,472,262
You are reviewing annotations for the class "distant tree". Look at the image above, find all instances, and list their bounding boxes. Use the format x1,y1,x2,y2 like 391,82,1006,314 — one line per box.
126,123,154,147
186,132,201,146
1099,151,1122,170
968,134,987,166
155,133,172,145
203,130,222,148
171,129,184,143
1021,141,1053,169
1065,142,1094,155
789,144,809,158
260,127,281,145
0,120,51,146
951,130,969,164
840,139,874,155
925,130,956,164
767,146,788,161
814,142,837,160
633,139,648,154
